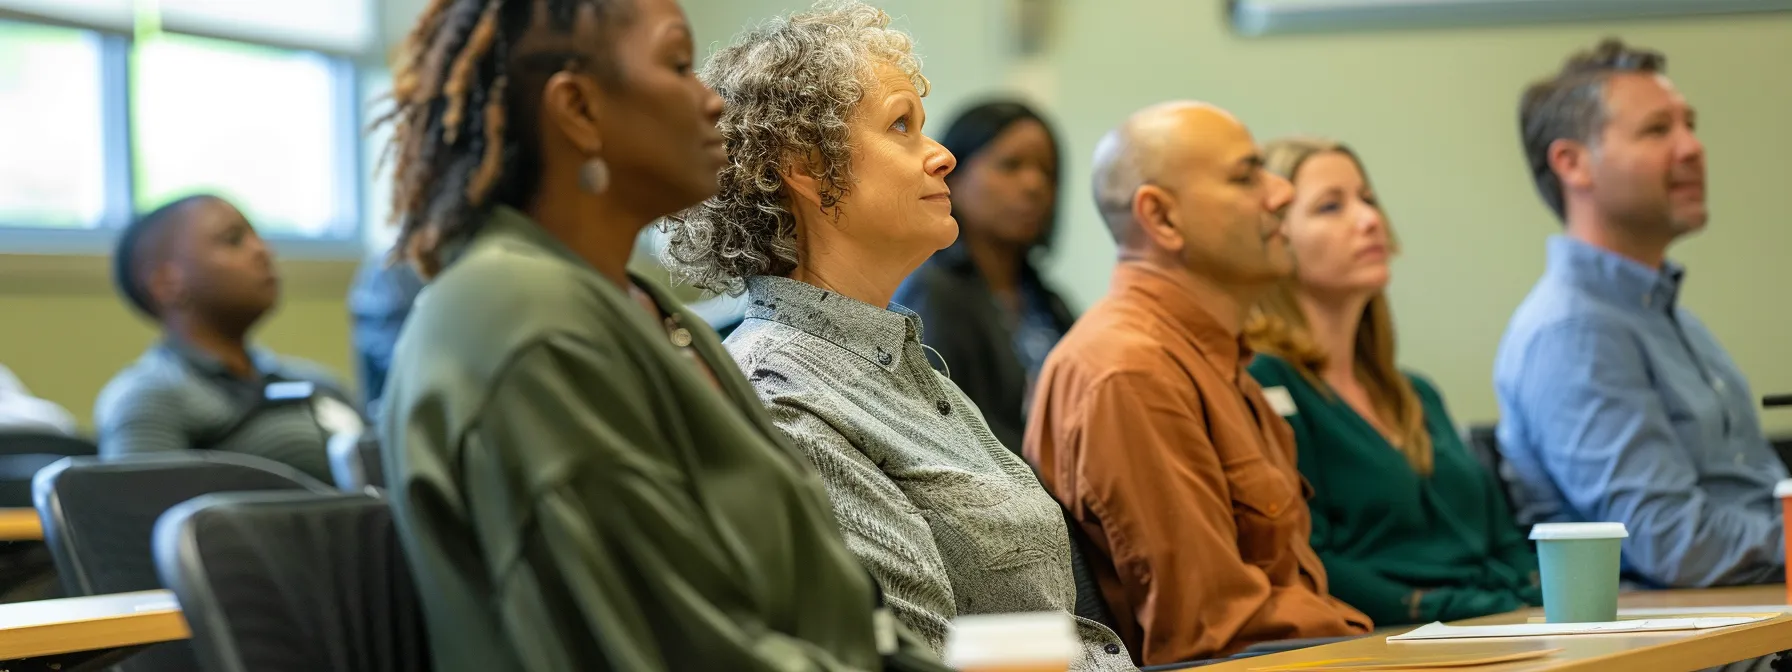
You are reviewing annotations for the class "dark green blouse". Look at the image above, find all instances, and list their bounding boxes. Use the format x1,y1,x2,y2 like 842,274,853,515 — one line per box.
1248,354,1541,625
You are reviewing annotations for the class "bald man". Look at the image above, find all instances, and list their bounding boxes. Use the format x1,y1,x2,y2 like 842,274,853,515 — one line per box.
1024,102,1371,665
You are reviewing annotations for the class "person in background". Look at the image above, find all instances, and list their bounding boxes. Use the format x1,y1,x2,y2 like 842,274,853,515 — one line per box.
0,364,77,436
347,252,423,417
662,5,1132,669
1245,136,1541,625
375,0,946,669
96,194,358,483
1495,38,1787,589
1026,101,1371,666
893,100,1075,453
0,362,64,601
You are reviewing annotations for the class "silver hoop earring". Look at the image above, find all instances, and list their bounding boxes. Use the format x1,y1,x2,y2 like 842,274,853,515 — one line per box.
579,157,611,194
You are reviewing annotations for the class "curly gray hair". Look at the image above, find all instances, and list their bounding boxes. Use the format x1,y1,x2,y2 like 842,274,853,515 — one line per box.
661,0,928,295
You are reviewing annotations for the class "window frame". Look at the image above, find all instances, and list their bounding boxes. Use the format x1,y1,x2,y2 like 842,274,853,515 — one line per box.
0,16,367,259
1229,0,1792,36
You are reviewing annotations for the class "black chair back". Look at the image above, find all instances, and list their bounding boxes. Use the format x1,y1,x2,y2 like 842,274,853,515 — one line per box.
328,432,386,493
155,491,428,672
1463,424,1503,484
1061,509,1119,630
1774,436,1792,476
0,433,95,603
33,452,330,672
0,433,97,508
1464,424,1518,507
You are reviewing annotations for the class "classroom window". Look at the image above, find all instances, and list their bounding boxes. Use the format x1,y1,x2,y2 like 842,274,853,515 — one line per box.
132,33,356,240
0,21,109,229
0,0,371,254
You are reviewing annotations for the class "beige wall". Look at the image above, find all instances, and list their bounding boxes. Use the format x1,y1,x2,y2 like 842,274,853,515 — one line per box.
684,0,1792,433
689,0,1030,125
1040,4,1792,432
0,256,356,429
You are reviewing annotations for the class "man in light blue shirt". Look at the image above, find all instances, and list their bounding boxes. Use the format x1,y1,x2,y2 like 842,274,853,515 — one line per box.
1495,38,1786,589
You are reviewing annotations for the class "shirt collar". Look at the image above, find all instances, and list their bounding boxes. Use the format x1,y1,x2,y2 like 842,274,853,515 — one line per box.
156,339,281,382
468,205,587,269
469,205,664,301
1109,261,1252,380
1545,235,1684,314
743,275,921,372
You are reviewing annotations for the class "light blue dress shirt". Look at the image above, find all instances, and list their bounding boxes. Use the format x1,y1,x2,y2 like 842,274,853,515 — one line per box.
1494,235,1786,588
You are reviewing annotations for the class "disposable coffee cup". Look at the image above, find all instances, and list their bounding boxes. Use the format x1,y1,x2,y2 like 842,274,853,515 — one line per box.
1777,480,1792,604
944,611,1077,672
1530,522,1628,623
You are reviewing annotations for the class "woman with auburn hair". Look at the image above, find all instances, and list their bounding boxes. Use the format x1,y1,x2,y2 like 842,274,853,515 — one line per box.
1245,136,1541,625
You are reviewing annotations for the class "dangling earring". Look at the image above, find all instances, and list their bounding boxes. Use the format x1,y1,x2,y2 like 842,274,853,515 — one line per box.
579,157,611,195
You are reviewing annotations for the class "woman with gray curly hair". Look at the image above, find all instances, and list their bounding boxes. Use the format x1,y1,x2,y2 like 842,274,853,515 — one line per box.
663,3,1134,669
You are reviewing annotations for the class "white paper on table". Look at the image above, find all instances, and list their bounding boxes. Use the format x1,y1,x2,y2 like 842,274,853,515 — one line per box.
1388,616,1771,641
1617,605,1792,616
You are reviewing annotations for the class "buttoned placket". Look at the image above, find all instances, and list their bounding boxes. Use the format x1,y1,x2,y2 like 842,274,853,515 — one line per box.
1653,279,1736,444
893,320,956,420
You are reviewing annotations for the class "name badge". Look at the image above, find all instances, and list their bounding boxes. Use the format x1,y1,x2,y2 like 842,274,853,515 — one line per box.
264,381,316,402
1262,386,1298,417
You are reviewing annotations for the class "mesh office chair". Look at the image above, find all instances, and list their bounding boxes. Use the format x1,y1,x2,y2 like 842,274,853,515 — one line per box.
1463,423,1529,526
0,432,97,508
33,452,331,672
0,432,95,603
1062,509,1119,631
1766,395,1792,471
155,491,428,672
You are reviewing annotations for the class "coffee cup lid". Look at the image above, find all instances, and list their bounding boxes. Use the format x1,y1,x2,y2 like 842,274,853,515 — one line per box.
1775,479,1792,498
1530,522,1629,540
944,612,1078,667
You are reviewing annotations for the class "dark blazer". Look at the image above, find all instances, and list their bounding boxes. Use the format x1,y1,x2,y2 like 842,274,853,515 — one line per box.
894,246,1075,454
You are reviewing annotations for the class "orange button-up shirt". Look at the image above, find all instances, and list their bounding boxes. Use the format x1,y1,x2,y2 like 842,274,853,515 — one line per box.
1025,261,1371,665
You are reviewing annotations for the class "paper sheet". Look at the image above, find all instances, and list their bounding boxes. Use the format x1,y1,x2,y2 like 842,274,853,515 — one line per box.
1528,610,1792,623
1387,615,1772,641
1249,648,1561,671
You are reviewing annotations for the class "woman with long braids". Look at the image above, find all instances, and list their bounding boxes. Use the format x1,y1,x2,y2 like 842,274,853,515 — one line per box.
375,0,947,669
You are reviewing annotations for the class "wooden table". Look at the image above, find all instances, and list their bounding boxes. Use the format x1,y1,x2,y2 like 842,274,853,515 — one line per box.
0,509,41,541
0,589,187,662
0,508,41,541
1200,585,1792,671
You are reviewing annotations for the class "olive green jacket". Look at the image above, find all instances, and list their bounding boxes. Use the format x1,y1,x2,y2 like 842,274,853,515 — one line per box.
379,206,946,671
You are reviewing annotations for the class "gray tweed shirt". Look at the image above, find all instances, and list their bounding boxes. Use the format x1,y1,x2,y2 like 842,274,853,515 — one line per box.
724,275,1135,671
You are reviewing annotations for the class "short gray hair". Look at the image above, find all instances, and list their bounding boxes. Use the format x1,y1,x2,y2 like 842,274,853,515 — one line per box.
662,0,928,295
1519,38,1666,221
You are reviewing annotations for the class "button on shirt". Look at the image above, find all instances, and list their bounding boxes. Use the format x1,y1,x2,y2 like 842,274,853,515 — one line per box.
1494,236,1787,588
725,275,1134,671
893,246,1078,454
1026,261,1371,665
94,341,353,483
